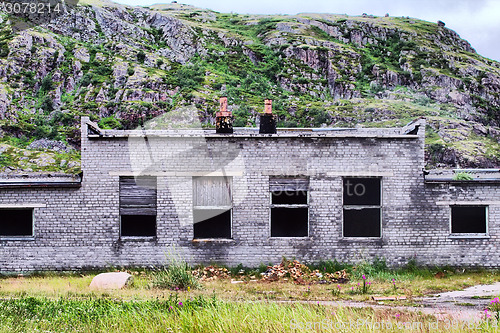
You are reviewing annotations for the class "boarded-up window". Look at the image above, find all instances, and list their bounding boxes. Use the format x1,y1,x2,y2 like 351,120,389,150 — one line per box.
0,209,33,237
451,206,487,234
270,177,309,237
119,176,157,237
193,176,232,239
343,178,381,238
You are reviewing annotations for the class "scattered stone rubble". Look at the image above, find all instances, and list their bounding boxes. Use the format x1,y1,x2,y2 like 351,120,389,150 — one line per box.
260,260,349,285
191,260,350,285
27,139,73,153
192,266,231,281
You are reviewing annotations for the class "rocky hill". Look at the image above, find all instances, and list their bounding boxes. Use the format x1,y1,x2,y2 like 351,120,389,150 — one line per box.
0,0,499,173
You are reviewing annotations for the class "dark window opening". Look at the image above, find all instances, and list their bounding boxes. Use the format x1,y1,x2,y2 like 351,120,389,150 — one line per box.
343,208,381,237
193,209,231,239
343,178,381,206
119,176,157,237
271,207,308,237
0,209,33,236
270,177,309,238
271,191,307,204
121,215,156,237
451,206,487,234
343,177,381,238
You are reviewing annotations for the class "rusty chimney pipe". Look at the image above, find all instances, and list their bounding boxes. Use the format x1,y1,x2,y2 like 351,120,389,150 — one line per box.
216,97,233,133
264,99,272,114
259,99,277,134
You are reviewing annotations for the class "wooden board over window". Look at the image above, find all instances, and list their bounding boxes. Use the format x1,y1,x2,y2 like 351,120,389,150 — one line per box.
193,176,231,208
269,177,309,192
119,176,157,216
192,176,232,239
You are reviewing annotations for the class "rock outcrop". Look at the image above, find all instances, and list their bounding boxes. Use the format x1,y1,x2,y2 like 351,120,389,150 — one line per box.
0,0,498,168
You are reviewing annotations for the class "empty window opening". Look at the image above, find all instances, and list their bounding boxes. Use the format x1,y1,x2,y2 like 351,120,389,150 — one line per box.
451,206,487,234
121,215,156,237
193,210,231,239
270,177,309,237
272,191,307,204
119,176,157,237
271,207,308,237
343,208,381,237
0,209,33,236
343,177,380,206
193,176,232,239
343,177,381,238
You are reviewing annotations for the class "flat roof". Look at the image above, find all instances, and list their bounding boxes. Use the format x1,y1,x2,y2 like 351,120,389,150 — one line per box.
0,173,82,188
87,127,419,139
424,169,500,183
84,116,425,139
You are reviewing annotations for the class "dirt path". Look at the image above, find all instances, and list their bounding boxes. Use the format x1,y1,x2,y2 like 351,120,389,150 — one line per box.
276,282,500,322
418,281,500,321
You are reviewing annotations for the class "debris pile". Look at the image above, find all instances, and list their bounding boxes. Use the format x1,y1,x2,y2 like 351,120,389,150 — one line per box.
260,260,349,284
323,270,349,284
192,266,230,281
191,260,350,284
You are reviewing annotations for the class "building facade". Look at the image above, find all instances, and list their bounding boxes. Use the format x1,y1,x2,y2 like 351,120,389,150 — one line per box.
0,116,498,271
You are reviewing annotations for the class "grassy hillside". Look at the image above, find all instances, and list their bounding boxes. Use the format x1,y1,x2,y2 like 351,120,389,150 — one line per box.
0,0,499,172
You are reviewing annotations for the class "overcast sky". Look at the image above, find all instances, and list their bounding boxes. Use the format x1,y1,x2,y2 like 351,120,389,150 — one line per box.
115,0,500,62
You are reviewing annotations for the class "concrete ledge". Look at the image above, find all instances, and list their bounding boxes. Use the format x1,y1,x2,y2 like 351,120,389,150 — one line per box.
191,238,235,243
425,169,500,184
89,132,420,139
109,171,244,177
425,178,500,184
119,236,157,242
327,171,394,177
0,174,82,188
0,203,46,208
448,234,491,239
436,201,500,205
0,237,35,241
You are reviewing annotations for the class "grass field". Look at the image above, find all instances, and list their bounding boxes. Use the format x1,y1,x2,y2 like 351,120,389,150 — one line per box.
1,260,500,332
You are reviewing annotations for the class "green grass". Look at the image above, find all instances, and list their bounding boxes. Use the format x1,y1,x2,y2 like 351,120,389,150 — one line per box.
0,142,81,174
152,257,201,291
2,260,499,302
453,172,474,181
0,295,492,333
1,260,500,332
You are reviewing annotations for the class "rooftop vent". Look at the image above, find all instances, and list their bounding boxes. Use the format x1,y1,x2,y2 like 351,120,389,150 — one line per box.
215,97,233,134
259,99,277,134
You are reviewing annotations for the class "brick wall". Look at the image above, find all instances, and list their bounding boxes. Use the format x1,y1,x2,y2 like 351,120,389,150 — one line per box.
0,117,498,271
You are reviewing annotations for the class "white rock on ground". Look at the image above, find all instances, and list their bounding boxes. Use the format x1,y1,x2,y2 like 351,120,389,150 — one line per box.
89,272,134,289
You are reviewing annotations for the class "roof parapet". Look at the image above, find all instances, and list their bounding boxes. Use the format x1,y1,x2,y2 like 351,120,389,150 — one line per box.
401,117,426,135
81,116,104,137
424,169,500,183
0,173,82,188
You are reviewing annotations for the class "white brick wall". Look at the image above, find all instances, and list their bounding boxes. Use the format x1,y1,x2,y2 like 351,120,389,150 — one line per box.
0,118,498,271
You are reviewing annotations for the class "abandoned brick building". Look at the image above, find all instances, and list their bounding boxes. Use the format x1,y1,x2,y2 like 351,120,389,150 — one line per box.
0,99,499,271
